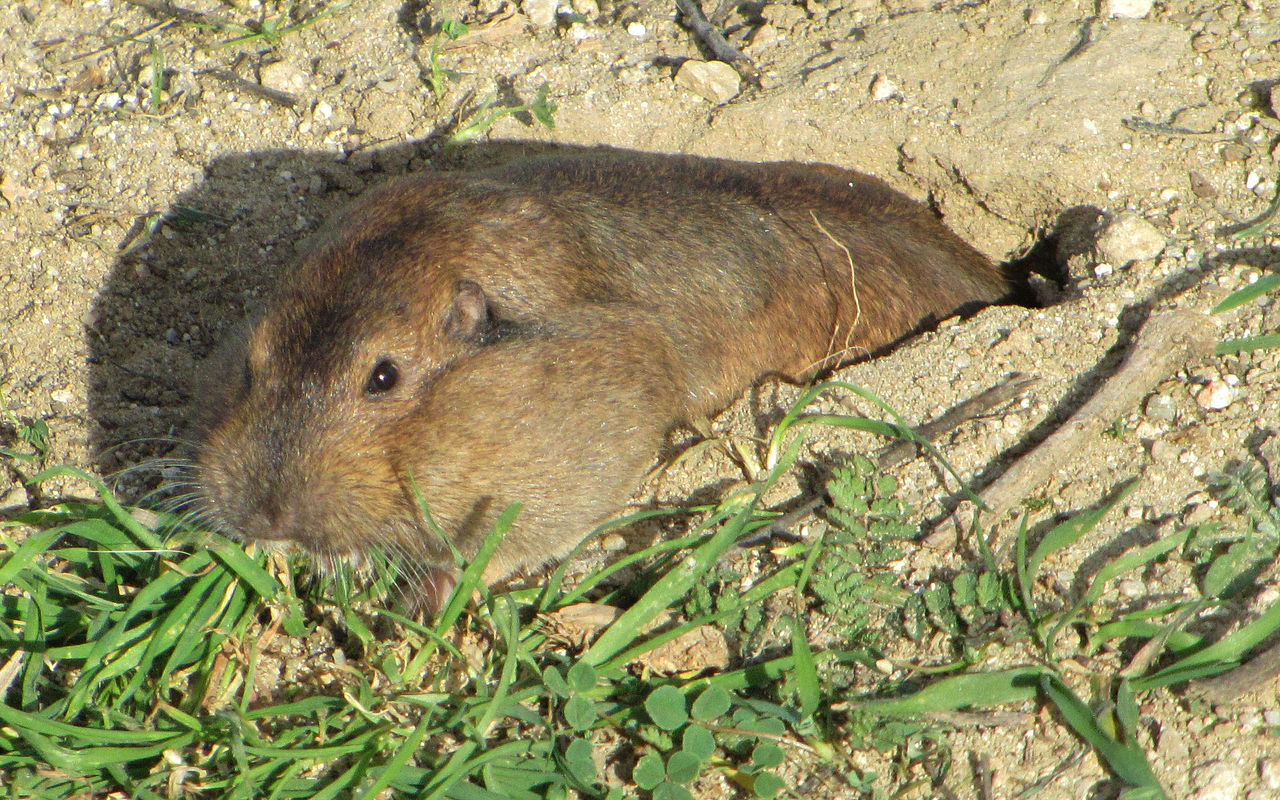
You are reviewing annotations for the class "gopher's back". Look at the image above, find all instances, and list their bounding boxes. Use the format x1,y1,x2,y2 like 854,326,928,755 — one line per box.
483,150,1010,417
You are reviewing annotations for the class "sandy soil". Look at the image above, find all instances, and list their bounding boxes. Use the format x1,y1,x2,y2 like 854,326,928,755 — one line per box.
2,0,1280,796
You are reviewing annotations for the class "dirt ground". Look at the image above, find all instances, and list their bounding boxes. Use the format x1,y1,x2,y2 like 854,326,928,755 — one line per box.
3,0,1280,797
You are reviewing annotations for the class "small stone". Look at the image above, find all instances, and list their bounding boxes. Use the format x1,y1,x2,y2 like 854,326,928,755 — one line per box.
869,73,899,101
523,0,557,27
1221,142,1251,162
260,61,306,93
674,60,740,104
1183,502,1214,526
50,388,74,405
570,0,598,16
1189,170,1218,198
1196,380,1235,411
1106,0,1153,18
313,100,333,120
1247,170,1261,190
1094,262,1114,278
1026,8,1049,24
746,22,779,52
1096,212,1166,264
68,142,90,160
1144,393,1177,422
1159,188,1179,202
1152,437,1177,460
626,21,646,36
762,2,806,30
1259,758,1280,791
1191,761,1244,800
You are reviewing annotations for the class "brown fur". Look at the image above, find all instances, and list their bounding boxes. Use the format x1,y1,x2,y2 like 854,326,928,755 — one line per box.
193,148,1011,609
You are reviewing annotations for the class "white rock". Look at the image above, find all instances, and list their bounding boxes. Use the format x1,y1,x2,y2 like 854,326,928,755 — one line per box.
260,61,306,93
1196,380,1235,411
1096,212,1165,264
674,60,740,104
626,21,646,37
1106,0,1153,18
1261,758,1280,792
870,73,899,101
523,0,557,27
1191,761,1243,800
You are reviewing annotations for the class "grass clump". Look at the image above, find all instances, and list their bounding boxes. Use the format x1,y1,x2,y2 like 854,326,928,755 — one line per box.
6,381,1280,798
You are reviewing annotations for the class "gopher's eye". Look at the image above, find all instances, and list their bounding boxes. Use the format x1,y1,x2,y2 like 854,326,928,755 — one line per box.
366,359,399,394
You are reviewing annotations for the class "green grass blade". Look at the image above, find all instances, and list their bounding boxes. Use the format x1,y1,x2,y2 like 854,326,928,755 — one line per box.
851,667,1043,716
1027,478,1139,581
1215,332,1280,355
1212,272,1280,313
1133,590,1280,689
1040,675,1167,797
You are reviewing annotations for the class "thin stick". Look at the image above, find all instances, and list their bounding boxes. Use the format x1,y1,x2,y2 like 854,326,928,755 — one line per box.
931,310,1218,548
878,373,1039,470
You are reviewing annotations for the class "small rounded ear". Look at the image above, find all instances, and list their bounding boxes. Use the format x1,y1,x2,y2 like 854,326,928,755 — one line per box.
444,279,489,342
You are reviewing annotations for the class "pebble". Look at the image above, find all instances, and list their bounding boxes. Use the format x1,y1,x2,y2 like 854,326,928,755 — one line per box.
1152,437,1177,460
1221,143,1250,162
1106,0,1153,18
1191,761,1244,800
674,60,740,104
1196,379,1235,411
1189,170,1218,198
626,21,646,37
260,61,307,93
762,2,806,30
1144,393,1177,422
1262,758,1280,791
869,73,899,101
1096,212,1166,264
523,0,557,27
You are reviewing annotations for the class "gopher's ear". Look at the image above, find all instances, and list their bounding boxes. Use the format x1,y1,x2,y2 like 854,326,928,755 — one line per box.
444,279,490,342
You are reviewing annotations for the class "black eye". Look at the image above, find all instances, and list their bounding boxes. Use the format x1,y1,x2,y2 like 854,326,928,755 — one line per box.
366,359,399,394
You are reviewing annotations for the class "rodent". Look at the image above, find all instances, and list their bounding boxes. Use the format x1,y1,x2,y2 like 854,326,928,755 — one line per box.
191,147,1012,611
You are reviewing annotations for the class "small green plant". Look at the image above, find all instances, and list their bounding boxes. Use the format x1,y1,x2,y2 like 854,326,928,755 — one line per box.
0,390,48,470
1186,459,1280,601
810,456,913,643
1104,416,1129,440
148,37,165,113
427,19,468,99
203,1,353,51
448,83,557,145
